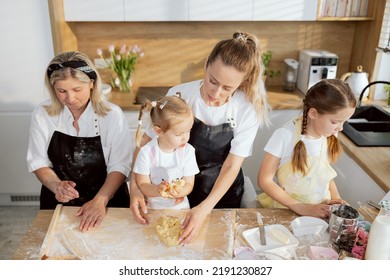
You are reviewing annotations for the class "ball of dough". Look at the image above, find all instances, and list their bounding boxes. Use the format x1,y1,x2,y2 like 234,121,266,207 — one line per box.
155,215,182,247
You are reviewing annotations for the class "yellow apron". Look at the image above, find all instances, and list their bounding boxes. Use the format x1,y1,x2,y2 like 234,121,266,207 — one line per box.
258,117,337,208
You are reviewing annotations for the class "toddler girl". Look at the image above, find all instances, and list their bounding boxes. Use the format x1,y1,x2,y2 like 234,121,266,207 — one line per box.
133,94,199,209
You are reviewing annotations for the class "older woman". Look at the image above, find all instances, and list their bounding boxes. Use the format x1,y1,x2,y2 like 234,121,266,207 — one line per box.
27,51,132,231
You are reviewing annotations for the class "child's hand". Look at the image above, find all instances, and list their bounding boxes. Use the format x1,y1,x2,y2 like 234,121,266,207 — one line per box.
326,198,348,205
159,181,173,198
159,179,185,198
174,197,185,205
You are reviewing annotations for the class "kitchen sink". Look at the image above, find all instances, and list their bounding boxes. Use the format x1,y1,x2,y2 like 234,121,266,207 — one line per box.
342,105,390,147
349,105,390,122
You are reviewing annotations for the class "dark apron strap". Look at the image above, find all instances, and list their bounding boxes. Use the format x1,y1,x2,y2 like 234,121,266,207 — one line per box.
188,118,244,208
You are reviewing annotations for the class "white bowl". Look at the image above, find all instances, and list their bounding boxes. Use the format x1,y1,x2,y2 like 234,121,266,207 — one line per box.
291,216,328,236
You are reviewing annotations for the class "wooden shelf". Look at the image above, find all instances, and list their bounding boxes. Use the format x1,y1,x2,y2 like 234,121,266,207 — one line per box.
317,16,374,21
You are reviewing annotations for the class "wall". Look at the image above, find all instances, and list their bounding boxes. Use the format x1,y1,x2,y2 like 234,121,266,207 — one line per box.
0,0,54,204
68,21,355,92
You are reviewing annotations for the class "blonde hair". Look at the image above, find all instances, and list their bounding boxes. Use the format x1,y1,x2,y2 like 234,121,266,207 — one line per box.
135,93,193,147
206,31,271,127
292,79,356,175
44,51,110,116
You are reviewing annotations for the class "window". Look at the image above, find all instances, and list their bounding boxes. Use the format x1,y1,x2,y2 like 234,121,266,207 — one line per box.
378,0,390,52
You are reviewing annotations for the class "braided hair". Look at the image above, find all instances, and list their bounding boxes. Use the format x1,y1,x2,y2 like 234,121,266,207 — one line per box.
292,79,356,175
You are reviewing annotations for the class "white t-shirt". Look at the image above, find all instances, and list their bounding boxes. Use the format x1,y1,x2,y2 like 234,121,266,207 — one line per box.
133,137,199,209
27,100,133,177
264,119,327,167
162,80,260,158
133,137,199,180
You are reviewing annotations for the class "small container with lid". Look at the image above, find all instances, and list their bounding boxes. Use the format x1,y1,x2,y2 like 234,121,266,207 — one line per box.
283,58,299,91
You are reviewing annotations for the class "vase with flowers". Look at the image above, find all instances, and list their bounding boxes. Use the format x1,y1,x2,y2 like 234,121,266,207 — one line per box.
97,44,144,92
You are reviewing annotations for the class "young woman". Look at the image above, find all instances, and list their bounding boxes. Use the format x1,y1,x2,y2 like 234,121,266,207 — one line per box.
258,79,356,218
130,31,271,244
133,95,199,209
27,51,132,231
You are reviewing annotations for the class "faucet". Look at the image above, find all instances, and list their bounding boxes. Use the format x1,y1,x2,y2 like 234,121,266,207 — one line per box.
357,80,390,107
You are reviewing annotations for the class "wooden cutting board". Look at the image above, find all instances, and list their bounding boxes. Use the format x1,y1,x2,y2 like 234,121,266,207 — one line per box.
40,205,235,260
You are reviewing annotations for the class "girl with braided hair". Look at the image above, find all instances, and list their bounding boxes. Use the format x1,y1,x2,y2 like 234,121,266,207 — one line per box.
258,79,356,218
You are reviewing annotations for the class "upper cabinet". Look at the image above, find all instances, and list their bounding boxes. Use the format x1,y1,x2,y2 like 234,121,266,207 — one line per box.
189,0,252,21
253,0,317,21
124,0,189,21
63,0,372,22
63,0,125,21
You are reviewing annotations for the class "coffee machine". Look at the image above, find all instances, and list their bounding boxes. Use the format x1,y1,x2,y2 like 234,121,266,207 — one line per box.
296,50,338,94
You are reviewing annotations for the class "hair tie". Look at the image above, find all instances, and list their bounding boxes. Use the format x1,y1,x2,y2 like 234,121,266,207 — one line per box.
47,60,97,80
138,120,142,126
159,100,168,110
300,134,305,141
151,101,157,107
234,33,247,43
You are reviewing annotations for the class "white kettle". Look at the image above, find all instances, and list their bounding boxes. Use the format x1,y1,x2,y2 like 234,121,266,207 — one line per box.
340,65,369,100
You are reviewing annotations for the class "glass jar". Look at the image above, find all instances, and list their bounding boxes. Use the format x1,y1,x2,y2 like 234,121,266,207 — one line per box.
365,200,390,259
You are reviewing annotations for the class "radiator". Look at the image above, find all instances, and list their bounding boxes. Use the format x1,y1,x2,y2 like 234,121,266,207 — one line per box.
0,194,40,206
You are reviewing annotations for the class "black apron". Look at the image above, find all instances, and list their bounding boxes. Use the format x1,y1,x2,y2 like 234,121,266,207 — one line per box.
40,127,129,210
188,118,244,208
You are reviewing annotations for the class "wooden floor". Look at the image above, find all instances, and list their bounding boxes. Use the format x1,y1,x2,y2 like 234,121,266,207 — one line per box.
0,206,39,260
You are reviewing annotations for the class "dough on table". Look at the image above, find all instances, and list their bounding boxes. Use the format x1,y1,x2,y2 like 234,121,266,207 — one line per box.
155,215,182,247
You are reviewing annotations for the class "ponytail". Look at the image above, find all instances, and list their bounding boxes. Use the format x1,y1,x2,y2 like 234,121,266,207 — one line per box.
291,107,309,175
135,100,153,147
327,135,342,163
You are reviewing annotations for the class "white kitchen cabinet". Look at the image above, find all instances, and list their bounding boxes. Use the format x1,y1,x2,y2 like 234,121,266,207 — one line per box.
253,0,318,21
124,0,189,21
189,0,252,21
242,110,300,191
124,111,139,153
63,0,125,21
63,0,320,22
332,152,385,209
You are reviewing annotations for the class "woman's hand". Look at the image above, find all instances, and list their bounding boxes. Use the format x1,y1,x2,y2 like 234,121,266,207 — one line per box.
75,196,107,232
54,180,78,203
130,185,148,225
179,204,211,244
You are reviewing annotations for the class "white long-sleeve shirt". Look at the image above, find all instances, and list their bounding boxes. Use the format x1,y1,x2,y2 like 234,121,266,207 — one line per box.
27,100,133,177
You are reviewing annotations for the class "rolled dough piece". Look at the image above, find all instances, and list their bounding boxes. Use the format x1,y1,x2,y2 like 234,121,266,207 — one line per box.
155,215,182,247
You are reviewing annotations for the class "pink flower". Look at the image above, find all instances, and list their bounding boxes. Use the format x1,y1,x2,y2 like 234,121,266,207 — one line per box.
119,44,127,54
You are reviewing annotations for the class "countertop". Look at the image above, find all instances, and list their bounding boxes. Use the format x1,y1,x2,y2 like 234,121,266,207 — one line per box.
107,85,305,111
13,207,300,260
12,207,377,260
108,86,389,193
